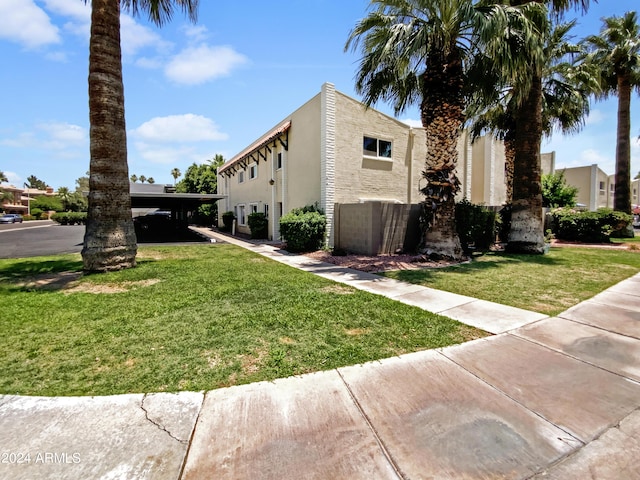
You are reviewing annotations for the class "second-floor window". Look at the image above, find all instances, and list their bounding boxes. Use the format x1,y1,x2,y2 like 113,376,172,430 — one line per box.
363,136,392,159
249,163,257,180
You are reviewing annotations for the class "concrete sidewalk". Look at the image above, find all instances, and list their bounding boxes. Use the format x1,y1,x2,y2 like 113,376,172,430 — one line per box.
1,233,639,479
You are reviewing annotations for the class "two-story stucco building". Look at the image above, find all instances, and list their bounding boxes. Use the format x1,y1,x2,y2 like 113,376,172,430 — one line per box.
217,83,509,245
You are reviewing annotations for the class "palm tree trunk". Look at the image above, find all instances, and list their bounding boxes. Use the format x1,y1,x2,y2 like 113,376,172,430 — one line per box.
420,51,463,260
82,0,137,271
504,132,516,204
507,72,545,254
614,73,632,214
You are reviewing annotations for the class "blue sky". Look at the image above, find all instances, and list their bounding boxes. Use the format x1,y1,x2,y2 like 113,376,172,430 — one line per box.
0,0,638,190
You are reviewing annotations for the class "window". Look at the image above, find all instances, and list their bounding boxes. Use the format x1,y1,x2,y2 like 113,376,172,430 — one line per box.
363,136,392,159
238,205,246,225
249,163,257,180
277,153,282,170
250,204,258,214
238,171,245,183
264,204,269,218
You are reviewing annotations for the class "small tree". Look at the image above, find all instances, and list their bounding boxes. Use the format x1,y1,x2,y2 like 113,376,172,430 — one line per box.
542,171,578,208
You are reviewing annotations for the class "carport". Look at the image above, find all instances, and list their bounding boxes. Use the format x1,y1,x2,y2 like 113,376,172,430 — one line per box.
129,183,225,224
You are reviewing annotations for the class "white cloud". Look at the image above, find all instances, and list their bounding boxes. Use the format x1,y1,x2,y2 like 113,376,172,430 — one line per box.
38,122,86,149
165,44,248,85
182,24,209,43
1,171,21,186
130,114,228,143
135,56,163,69
0,122,86,152
119,14,169,57
130,114,227,165
585,109,605,126
0,0,60,48
133,143,202,165
401,118,423,128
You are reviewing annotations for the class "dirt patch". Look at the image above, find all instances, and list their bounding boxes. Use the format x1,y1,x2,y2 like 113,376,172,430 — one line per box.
551,239,640,251
320,285,355,295
238,345,268,374
64,278,161,295
344,328,369,336
202,350,222,369
279,337,296,345
304,251,462,273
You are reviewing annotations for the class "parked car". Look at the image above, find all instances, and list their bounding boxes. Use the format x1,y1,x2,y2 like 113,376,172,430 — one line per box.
0,214,23,224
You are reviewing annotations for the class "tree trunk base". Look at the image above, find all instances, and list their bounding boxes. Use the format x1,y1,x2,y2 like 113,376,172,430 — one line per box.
507,203,545,254
81,244,137,272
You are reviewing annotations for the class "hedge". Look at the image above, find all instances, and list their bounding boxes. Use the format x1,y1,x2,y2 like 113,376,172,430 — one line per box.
247,212,268,239
455,199,498,254
51,212,87,225
548,207,632,243
279,210,326,252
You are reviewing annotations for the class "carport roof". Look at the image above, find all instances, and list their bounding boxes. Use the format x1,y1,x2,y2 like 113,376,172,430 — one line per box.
130,192,225,210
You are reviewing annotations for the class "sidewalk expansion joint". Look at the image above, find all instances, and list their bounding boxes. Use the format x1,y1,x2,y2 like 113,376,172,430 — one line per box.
140,394,188,445
336,368,407,480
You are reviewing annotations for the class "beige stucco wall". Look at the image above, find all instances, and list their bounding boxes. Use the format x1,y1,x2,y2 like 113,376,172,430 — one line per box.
332,92,423,205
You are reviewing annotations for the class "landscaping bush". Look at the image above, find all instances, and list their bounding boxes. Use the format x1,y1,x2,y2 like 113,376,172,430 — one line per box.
30,208,43,219
247,212,268,239
221,211,235,232
548,207,632,243
52,212,87,225
455,199,498,254
279,209,326,252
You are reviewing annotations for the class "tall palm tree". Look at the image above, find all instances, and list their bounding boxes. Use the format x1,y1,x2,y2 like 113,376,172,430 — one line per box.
582,11,640,216
57,187,72,211
346,0,545,260
82,0,199,272
466,19,592,204
0,171,8,183
504,0,590,253
171,167,181,185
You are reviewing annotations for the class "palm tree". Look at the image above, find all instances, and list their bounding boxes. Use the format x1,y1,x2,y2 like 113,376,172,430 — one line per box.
582,11,640,216
346,0,545,260
130,174,138,183
504,0,591,254
0,171,8,183
466,19,592,204
82,0,199,272
171,167,181,185
57,187,72,211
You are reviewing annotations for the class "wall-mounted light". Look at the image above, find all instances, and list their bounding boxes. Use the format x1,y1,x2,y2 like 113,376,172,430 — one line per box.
269,179,275,186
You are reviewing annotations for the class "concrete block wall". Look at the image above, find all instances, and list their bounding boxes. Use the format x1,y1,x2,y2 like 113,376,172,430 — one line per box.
334,202,422,255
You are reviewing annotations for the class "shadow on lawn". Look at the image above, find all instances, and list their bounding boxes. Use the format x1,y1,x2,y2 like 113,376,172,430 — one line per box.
0,258,83,281
387,250,567,283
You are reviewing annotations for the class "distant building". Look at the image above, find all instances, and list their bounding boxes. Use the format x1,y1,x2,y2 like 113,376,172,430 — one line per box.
0,185,55,214
558,165,640,211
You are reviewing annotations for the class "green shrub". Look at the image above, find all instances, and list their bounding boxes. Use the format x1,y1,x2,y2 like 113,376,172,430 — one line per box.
549,207,632,243
455,199,498,254
248,212,268,239
221,211,235,232
22,214,36,221
279,209,326,252
30,208,43,218
51,212,87,225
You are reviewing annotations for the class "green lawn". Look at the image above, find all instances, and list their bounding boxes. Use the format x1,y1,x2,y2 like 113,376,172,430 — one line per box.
0,244,481,397
384,246,640,316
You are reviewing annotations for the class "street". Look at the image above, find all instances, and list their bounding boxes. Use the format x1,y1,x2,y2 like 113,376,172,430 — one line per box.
0,221,85,258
